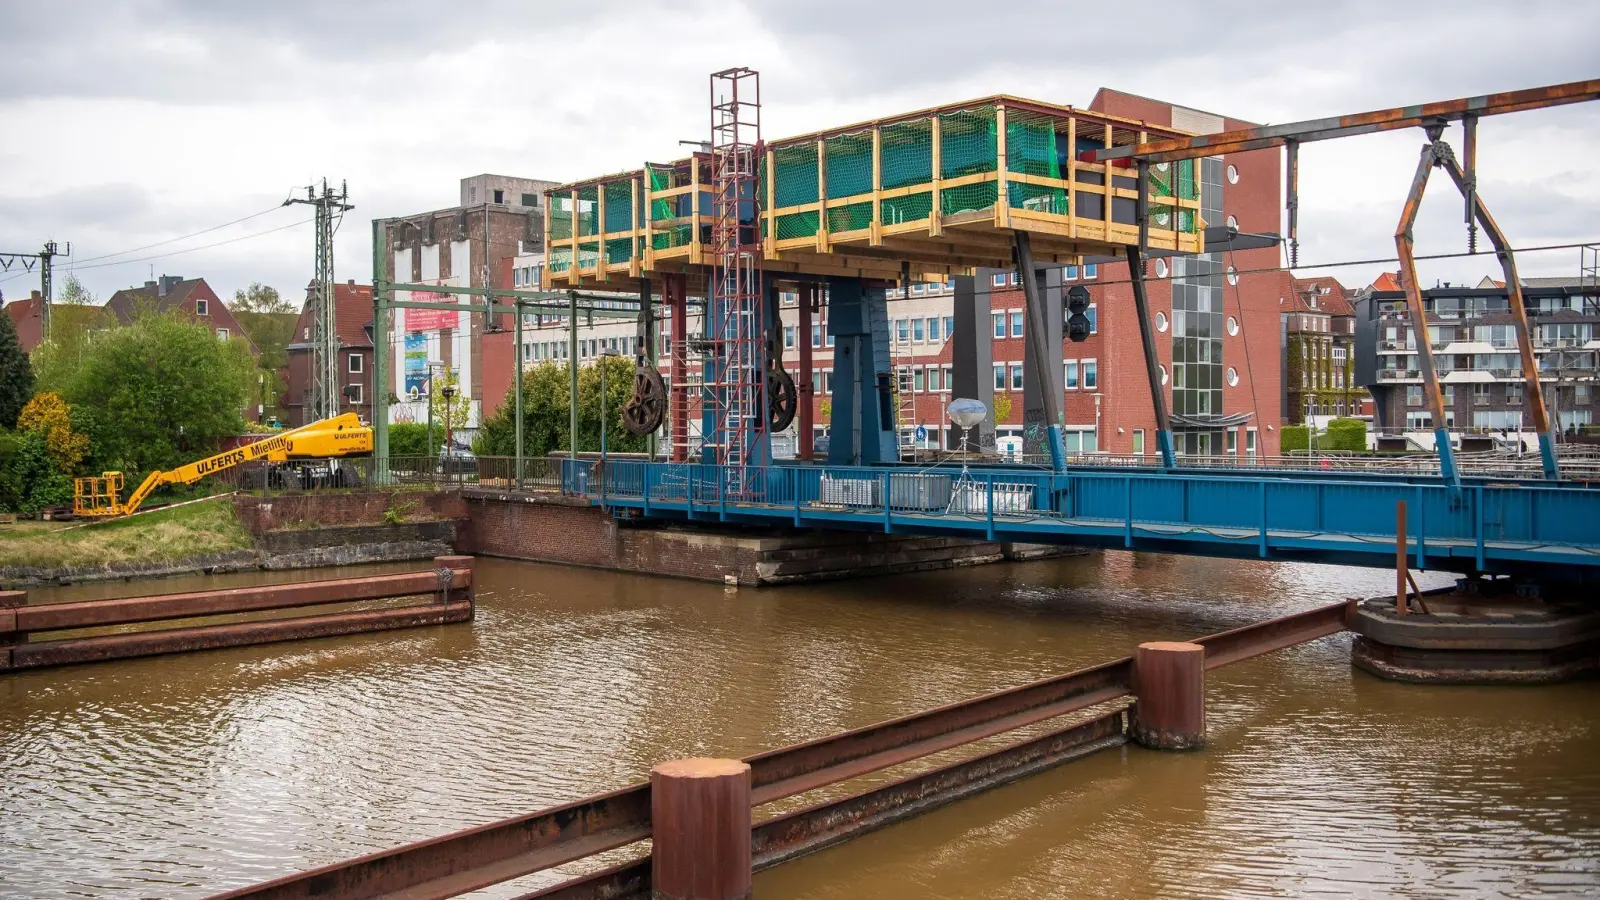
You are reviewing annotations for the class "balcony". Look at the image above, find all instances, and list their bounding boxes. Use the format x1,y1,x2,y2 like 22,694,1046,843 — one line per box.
1377,369,1422,383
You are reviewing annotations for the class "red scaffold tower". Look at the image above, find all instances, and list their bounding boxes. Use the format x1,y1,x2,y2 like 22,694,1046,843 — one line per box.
706,67,766,493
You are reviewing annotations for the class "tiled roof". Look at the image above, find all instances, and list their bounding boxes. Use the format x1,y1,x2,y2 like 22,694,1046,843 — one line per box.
1287,275,1354,315
290,281,373,349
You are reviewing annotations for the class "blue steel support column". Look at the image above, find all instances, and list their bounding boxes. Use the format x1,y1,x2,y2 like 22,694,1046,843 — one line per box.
825,277,897,466
700,292,723,466
1126,245,1177,469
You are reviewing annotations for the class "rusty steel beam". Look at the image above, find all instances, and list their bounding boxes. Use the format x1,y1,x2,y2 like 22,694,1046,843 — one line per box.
1089,79,1600,165
1193,600,1354,669
8,600,473,671
11,569,471,633
214,602,1356,899
209,784,652,900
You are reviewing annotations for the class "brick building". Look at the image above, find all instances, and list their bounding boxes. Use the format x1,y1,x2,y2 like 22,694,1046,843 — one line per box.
105,275,259,357
283,280,374,427
1282,274,1365,424
379,176,551,433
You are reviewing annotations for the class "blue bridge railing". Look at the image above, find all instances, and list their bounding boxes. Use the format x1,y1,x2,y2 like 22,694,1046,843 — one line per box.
562,459,1600,582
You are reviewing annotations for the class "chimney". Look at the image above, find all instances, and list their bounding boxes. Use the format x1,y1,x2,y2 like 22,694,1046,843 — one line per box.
145,280,158,291
158,274,183,297
348,279,356,288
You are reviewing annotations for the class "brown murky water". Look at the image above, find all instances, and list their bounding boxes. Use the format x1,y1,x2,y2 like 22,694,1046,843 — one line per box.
1,554,1596,899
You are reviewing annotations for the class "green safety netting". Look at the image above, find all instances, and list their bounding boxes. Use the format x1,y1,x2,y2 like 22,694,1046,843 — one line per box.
548,195,573,242
1005,110,1068,215
882,192,933,225
549,245,573,274
605,237,632,265
824,131,874,233
576,186,599,237
939,106,997,216
603,180,634,234
880,118,933,190
647,165,694,251
773,143,820,239
576,241,599,270
1148,160,1199,233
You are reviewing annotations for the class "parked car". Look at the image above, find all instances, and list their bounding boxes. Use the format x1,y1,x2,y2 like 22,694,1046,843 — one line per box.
813,434,830,457
437,444,477,476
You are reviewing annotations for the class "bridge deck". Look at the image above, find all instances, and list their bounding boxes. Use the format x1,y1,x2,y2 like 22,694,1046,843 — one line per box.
564,460,1600,582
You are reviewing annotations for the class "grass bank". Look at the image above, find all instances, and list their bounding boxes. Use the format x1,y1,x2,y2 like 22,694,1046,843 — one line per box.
0,498,252,570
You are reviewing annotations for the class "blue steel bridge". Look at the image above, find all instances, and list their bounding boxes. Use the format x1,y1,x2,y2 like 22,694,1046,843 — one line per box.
565,458,1600,585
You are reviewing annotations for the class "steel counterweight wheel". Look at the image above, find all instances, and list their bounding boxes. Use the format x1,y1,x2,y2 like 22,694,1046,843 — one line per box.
768,368,797,433
622,366,667,435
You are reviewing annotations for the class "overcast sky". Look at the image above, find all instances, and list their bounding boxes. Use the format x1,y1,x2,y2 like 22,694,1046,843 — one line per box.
2,0,1596,306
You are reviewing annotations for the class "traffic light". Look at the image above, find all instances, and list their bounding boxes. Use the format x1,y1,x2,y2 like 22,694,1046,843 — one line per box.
1066,285,1092,343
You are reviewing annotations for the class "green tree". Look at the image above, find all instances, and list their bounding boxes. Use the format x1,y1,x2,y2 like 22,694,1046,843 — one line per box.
1281,424,1310,453
389,422,444,458
0,306,34,429
428,368,473,445
475,356,649,457
231,283,295,421
30,274,106,395
54,313,255,473
0,430,72,514
992,393,1013,425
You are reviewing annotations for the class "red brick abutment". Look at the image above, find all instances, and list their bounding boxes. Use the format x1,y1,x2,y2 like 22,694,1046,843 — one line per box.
454,487,1082,586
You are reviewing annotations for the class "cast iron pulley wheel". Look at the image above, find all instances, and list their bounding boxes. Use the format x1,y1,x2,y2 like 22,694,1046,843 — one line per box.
768,368,798,432
622,366,667,435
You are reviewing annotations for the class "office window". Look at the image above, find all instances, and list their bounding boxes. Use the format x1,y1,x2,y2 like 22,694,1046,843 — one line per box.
992,273,1007,287
942,365,952,392
825,330,835,347
216,328,229,340
1246,429,1258,457
1064,360,1079,389
513,268,523,287
993,363,1007,390
896,318,909,343
195,299,209,316
1010,311,1024,338
349,353,363,373
992,312,1005,338
913,366,925,392
1226,430,1237,455
821,368,833,393
812,324,822,348
1083,264,1098,279
1065,265,1078,280
912,284,926,295
926,366,941,392
1132,429,1146,456
927,317,942,342
942,315,954,340
1083,359,1098,389
912,318,925,342
1087,304,1098,334
1010,364,1024,391
521,192,539,208
897,366,913,393
784,325,796,348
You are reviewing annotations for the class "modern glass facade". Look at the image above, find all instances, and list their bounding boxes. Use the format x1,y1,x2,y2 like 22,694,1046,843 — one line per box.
1170,156,1227,454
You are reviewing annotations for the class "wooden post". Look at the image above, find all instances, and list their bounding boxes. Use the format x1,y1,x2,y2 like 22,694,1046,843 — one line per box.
1131,641,1205,750
995,104,1011,228
1395,499,1409,615
930,115,944,237
651,757,752,900
595,182,608,283
0,590,25,671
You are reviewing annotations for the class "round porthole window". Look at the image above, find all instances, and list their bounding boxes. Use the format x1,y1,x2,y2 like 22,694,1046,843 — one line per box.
1227,315,1240,336
1155,311,1169,332
1159,365,1169,385
1226,266,1240,285
1154,258,1169,278
1226,366,1240,387
1226,215,1238,229
1227,164,1240,184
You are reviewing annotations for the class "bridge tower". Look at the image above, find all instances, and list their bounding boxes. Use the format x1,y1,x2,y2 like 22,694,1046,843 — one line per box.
702,67,768,491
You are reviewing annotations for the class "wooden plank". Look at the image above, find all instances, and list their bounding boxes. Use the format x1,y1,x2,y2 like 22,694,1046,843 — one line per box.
1102,123,1114,238
690,159,702,264
871,127,883,247
1067,116,1078,240
642,168,657,268
930,115,943,237
594,181,607,282
816,139,829,253
995,104,1011,228
765,148,777,260
570,188,580,282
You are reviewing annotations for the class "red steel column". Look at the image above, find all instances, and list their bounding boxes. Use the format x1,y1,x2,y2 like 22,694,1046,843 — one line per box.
651,757,752,900
669,274,689,462
1131,641,1205,750
797,284,815,460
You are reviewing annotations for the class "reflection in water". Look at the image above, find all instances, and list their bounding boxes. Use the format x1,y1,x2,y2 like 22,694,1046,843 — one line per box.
0,554,1595,898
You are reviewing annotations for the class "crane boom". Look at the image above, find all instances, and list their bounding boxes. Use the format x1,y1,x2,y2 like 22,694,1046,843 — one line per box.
73,414,373,518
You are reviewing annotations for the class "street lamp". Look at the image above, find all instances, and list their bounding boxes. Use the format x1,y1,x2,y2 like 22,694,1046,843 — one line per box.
441,382,458,457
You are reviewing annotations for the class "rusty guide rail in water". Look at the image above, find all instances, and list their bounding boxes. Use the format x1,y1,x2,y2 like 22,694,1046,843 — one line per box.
0,556,475,672
211,600,1354,900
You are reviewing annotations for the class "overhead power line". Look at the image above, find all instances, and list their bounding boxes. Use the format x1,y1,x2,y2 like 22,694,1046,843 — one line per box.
68,204,290,265
67,218,312,272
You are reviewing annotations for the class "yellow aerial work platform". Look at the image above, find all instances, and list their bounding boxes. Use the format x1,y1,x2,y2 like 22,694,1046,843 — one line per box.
544,96,1203,290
